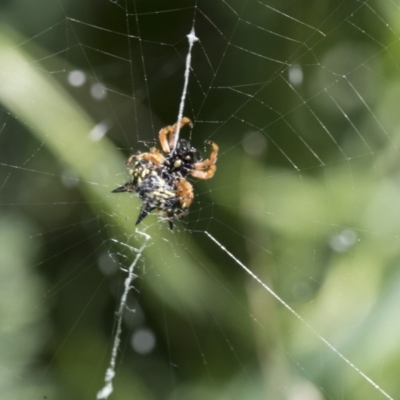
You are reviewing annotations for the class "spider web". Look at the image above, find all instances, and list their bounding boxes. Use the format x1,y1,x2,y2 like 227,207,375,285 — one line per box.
1,1,400,399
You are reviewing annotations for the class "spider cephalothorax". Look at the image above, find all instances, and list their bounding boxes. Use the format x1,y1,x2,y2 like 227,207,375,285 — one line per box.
112,117,218,229
163,138,201,177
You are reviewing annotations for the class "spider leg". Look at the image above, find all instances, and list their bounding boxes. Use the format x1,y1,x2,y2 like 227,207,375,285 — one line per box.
175,177,194,209
163,178,193,230
190,165,216,180
169,117,193,149
137,148,165,167
193,140,218,170
159,127,172,153
159,117,193,153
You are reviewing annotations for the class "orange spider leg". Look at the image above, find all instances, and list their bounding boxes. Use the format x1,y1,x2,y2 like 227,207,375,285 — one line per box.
133,148,165,167
158,117,193,153
190,165,216,180
175,177,194,210
194,140,218,169
189,141,218,180
170,117,193,149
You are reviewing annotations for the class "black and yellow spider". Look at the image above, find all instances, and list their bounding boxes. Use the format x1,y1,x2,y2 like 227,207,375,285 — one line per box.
112,117,218,229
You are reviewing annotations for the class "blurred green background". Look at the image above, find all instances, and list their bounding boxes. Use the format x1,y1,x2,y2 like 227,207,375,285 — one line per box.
1,0,400,399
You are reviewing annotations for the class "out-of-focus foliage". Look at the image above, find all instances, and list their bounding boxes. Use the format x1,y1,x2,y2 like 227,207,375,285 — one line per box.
1,1,400,400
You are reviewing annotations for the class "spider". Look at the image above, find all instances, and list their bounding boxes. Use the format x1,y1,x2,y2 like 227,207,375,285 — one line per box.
112,117,218,229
